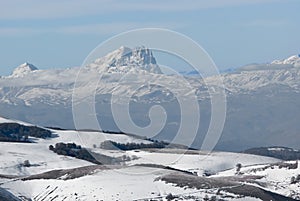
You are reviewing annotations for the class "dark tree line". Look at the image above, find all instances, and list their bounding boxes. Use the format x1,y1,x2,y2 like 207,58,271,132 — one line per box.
49,142,101,164
100,140,168,150
0,123,52,142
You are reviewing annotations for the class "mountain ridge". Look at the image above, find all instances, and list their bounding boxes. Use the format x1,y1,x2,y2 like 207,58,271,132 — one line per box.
0,48,300,151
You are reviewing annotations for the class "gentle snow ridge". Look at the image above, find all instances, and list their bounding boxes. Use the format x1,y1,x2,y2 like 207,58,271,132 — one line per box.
238,54,300,72
272,54,300,67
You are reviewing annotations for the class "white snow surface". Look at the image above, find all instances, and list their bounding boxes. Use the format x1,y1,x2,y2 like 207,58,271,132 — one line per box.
214,160,300,199
0,117,151,176
0,117,285,200
0,51,299,200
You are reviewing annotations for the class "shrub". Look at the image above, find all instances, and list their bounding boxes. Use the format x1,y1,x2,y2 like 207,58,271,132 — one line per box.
166,193,176,201
23,160,31,167
236,163,242,173
291,176,296,184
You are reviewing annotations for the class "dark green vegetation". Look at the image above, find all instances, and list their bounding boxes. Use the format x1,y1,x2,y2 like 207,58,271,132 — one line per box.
244,146,300,160
0,123,52,142
49,143,101,164
49,142,119,165
100,140,168,150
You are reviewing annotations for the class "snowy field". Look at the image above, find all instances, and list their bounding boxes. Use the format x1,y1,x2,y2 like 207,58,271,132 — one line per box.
0,117,297,201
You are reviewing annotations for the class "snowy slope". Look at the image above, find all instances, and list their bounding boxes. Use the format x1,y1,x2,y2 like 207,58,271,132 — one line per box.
213,161,300,200
1,166,270,201
0,117,291,201
0,117,151,176
125,150,279,176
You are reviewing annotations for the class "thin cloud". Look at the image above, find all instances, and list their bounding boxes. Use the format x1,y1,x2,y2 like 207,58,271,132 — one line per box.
58,23,182,35
244,19,289,27
0,22,183,36
0,0,280,20
0,27,45,36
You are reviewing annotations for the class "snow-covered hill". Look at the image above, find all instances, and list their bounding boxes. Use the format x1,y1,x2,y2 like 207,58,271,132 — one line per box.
0,48,300,151
212,160,300,200
1,117,295,201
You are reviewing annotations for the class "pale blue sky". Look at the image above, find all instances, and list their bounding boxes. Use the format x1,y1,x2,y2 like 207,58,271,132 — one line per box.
0,0,299,75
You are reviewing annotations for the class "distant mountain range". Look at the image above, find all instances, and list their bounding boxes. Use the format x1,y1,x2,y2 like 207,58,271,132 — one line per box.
244,146,300,160
0,47,300,151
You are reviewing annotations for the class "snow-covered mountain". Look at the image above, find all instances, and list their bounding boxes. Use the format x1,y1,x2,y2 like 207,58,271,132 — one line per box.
237,54,300,71
11,62,38,77
0,48,300,151
1,116,297,201
272,54,300,67
88,46,162,74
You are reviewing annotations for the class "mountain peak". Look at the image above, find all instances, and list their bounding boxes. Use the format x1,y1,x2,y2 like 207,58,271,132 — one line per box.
12,62,38,77
90,46,161,74
238,54,300,72
271,54,300,67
